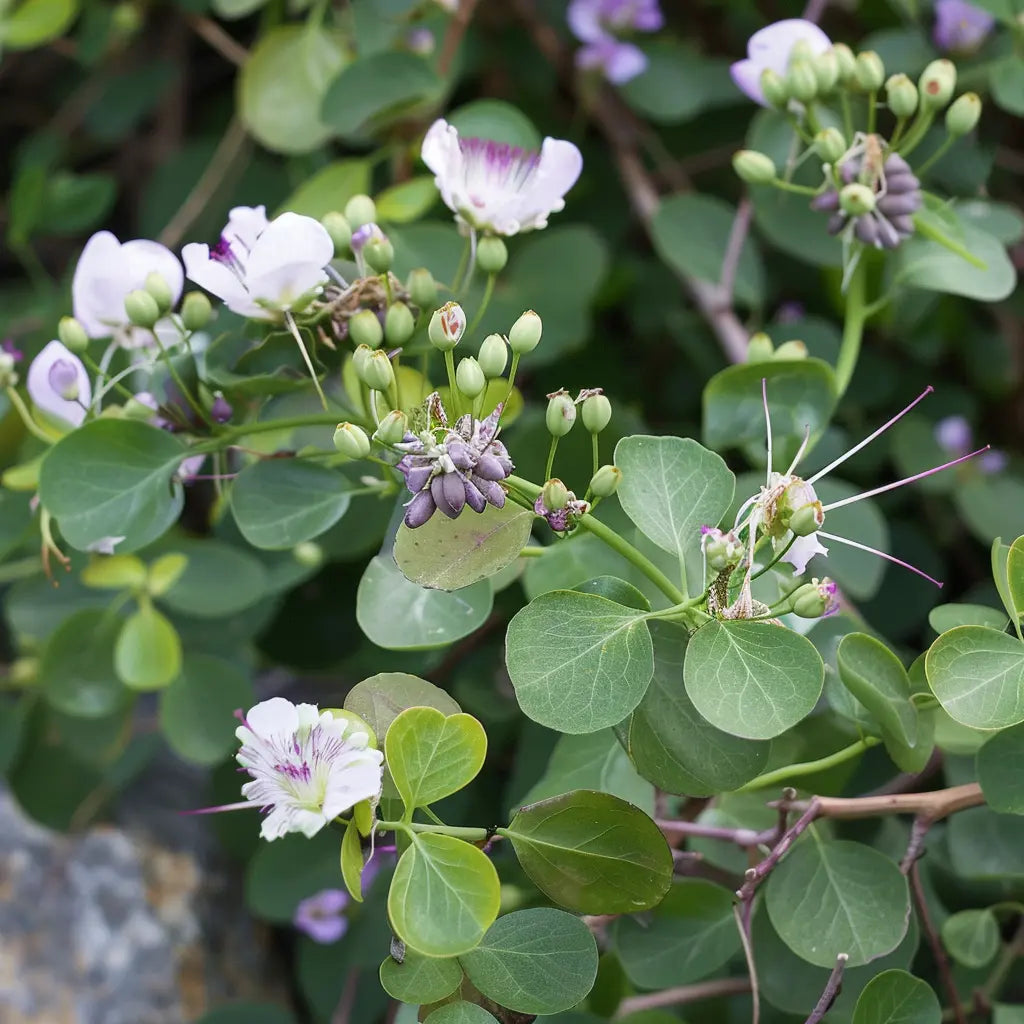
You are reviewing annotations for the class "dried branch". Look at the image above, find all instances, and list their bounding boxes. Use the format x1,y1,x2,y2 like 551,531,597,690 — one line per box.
613,976,752,1018
439,0,480,77
186,14,249,66
910,863,967,1024
804,954,848,1024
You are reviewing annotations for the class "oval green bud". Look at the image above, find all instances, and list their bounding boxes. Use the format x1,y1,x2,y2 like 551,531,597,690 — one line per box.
455,356,486,399
589,464,622,498
813,49,840,94
384,302,415,347
746,332,774,363
344,193,377,230
477,333,508,378
508,310,542,354
373,409,409,446
545,390,577,438
919,59,957,111
352,343,373,379
813,127,846,164
144,271,173,313
541,478,570,511
885,73,918,119
322,211,352,255
732,149,777,185
363,235,394,274
831,43,857,83
428,301,466,351
760,68,789,109
349,309,384,349
0,352,17,389
123,394,156,420
58,315,90,353
786,57,818,104
839,183,876,216
789,501,825,537
361,349,396,392
333,422,371,459
476,236,508,274
181,291,212,332
406,267,437,310
791,581,828,618
773,340,808,361
293,541,324,570
124,289,160,329
853,50,885,92
946,92,982,136
581,393,612,433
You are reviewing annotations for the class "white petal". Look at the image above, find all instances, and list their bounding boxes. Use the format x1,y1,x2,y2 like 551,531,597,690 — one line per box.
321,756,384,820
245,697,300,741
730,58,766,104
244,263,327,310
72,231,126,337
225,205,269,252
246,213,334,283
26,340,91,428
511,137,583,231
120,239,185,305
420,119,463,214
747,19,831,61
182,243,262,317
782,534,830,575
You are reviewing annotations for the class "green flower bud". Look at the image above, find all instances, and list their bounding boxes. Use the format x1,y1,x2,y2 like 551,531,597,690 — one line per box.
428,301,466,351
789,501,825,537
839,183,876,216
352,343,373,379
111,2,142,35
477,333,508,378
384,302,415,346
541,478,570,511
773,340,808,361
349,309,384,349
589,464,622,498
746,332,774,363
919,59,957,111
788,38,815,63
361,349,396,392
293,541,324,569
831,43,857,83
508,310,542,354
885,73,918,119
0,353,17,389
363,234,394,274
58,316,90,353
455,356,486,399
813,127,847,164
790,581,827,618
322,211,352,255
373,409,409,446
813,49,840,94
476,236,508,274
853,50,885,92
124,289,160,329
786,58,818,104
703,528,745,572
333,422,371,458
946,92,982,136
545,390,576,438
733,149,777,185
123,395,157,421
406,267,437,309
581,392,612,433
344,193,377,229
144,271,173,313
181,291,212,332
760,68,789,109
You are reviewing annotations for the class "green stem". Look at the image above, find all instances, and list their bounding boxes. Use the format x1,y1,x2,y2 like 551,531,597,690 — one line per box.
866,90,877,135
499,351,521,421
148,330,211,426
378,820,491,841
544,436,559,482
0,556,44,583
466,274,496,337
450,239,471,296
590,432,600,480
840,92,854,142
750,535,797,581
770,178,824,197
81,353,134,403
897,109,935,159
443,348,459,416
889,114,908,150
283,312,327,411
736,736,881,793
914,134,956,179
517,546,546,558
835,257,867,399
5,387,56,444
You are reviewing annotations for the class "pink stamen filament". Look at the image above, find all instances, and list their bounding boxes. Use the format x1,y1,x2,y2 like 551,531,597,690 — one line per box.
821,446,990,512
807,386,934,485
785,424,812,477
180,801,253,816
817,530,944,588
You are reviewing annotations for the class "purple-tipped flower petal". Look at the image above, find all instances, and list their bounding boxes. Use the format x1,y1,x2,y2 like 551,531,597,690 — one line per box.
934,0,995,54
404,489,436,528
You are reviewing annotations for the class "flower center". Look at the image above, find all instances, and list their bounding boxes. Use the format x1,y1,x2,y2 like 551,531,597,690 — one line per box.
458,137,541,208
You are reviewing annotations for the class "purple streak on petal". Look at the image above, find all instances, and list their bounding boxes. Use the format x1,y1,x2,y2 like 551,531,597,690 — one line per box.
48,358,81,400
818,531,944,588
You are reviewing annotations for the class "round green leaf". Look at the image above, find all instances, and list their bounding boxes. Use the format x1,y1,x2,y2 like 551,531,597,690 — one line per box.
940,909,1000,969
375,176,439,224
991,56,1024,115
765,839,910,968
611,879,741,989
393,502,535,591
385,707,486,810
926,625,1024,729
505,590,654,733
379,950,463,1003
460,908,598,1014
424,1005,498,1024
503,790,673,914
852,970,941,1024
158,654,254,765
447,99,540,149
114,603,182,691
388,833,501,957
344,672,461,739
1008,534,1024,622
837,633,916,747
929,603,1009,633
947,806,1024,879
977,722,1024,814
684,620,824,740
38,420,187,554
38,608,124,718
157,539,269,618
2,0,78,49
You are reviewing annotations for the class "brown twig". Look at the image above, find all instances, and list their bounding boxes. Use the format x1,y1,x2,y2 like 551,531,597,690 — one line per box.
656,818,768,846
910,863,967,1024
186,13,249,66
899,814,932,874
719,196,754,305
736,798,821,904
789,784,984,822
734,904,760,1024
805,954,848,1024
613,976,752,1018
438,0,480,77
331,968,360,1023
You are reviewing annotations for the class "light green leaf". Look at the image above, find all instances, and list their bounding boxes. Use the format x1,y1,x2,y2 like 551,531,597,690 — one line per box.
1,0,77,49
993,537,1017,624
941,909,1000,969
424,1005,498,1024
38,420,186,554
611,879,741,989
340,818,364,902
447,99,540,149
114,603,182,691
278,159,371,220
929,603,1009,633
460,908,598,1014
393,502,535,591
851,969,941,1024
995,1007,1024,1024
38,608,124,718
502,790,673,914
1008,535,1024,624
765,839,910,968
376,176,439,223
684,620,824,740
344,672,461,739
379,949,463,1003
837,633,917,747
926,625,1024,729
157,539,269,618
976,722,1024,814
388,833,501,957
505,590,654,733
991,56,1024,116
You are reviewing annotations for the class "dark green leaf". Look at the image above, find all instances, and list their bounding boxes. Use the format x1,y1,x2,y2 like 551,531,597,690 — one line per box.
977,722,1024,814
379,950,463,1003
38,608,124,718
344,672,461,739
851,969,941,1024
941,910,1000,969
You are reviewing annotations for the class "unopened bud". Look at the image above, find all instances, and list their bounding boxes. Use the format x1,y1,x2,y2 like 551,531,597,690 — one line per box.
293,541,324,569
361,349,396,392
363,234,394,274
760,68,789,108
456,356,486,399
541,478,570,511
813,127,846,164
733,150,776,185
831,43,857,83
545,390,577,438
428,302,466,351
946,92,982,136
322,211,352,254
853,50,885,92
786,58,818,103
478,334,508,378
0,353,17,388
789,501,825,537
704,528,745,571
373,410,408,446
581,393,612,433
813,49,840,93
792,578,838,618
919,59,957,110
58,316,90,353
344,193,377,229
508,310,542,354
144,272,173,313
589,464,621,498
476,236,508,274
350,309,384,349
746,332,774,363
885,73,918,118
210,392,232,423
384,302,415,346
773,340,808,361
124,289,160,329
352,344,373,379
123,394,156,420
839,183,876,216
406,268,437,309
788,38,815,63
333,422,371,458
181,291,212,332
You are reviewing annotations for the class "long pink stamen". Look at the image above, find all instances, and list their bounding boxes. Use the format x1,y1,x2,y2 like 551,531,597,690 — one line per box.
822,446,989,511
762,378,773,487
179,801,253,816
807,386,934,485
818,530,943,588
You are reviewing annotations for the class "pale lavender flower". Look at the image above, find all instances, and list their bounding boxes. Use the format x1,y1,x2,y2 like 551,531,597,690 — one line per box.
731,19,831,106
933,0,995,54
568,0,664,42
935,414,1006,474
816,578,840,617
294,889,350,944
2,339,24,362
350,222,387,255
420,119,583,236
406,27,435,55
27,340,91,429
576,38,649,84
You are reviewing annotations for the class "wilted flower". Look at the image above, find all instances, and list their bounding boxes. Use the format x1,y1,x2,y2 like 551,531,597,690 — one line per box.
935,415,1006,474
701,525,745,572
933,0,995,53
182,206,334,320
420,119,583,236
731,19,831,106
27,340,91,429
294,889,350,944
72,231,183,345
396,395,514,528
534,490,590,532
568,0,663,83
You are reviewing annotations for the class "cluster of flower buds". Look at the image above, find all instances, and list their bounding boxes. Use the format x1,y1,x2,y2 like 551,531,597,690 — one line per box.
544,387,612,440
702,526,745,572
745,332,809,363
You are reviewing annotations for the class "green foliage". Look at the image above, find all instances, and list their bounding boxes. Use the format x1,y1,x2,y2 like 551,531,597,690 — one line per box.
379,950,463,1003
976,722,1024,814
852,970,941,1024
940,909,1000,968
